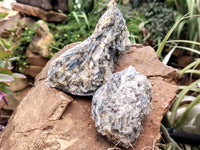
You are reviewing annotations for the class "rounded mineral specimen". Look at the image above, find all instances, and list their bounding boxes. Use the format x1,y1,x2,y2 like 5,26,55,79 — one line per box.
92,66,152,148
47,6,131,96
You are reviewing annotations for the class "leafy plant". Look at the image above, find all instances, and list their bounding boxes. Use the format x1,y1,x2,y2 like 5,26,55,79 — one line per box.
137,2,175,46
173,0,200,49
47,1,105,58
156,13,200,59
68,0,94,13
117,3,147,44
157,12,200,149
47,18,95,58
10,23,38,73
0,39,26,103
129,0,154,8
0,12,8,21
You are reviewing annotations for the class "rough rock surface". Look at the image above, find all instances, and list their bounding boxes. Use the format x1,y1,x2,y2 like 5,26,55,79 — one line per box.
26,49,49,67
24,65,43,77
9,78,29,92
92,66,152,148
12,2,68,22
18,17,37,28
16,0,69,11
27,20,53,58
0,10,20,38
24,44,49,77
0,43,179,150
48,6,131,96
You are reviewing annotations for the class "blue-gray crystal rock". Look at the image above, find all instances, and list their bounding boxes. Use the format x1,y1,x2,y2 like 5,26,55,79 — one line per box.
47,6,131,96
92,66,152,148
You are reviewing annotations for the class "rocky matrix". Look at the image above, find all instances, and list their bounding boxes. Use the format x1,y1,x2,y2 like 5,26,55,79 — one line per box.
48,6,131,96
92,66,152,148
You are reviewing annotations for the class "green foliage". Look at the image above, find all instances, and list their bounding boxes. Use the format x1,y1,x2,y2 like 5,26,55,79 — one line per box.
180,58,200,76
68,0,94,13
117,3,147,44
92,0,110,14
117,1,176,46
174,0,190,14
47,19,94,57
129,0,154,8
170,79,200,126
47,4,104,58
137,2,175,46
157,11,200,149
0,39,26,103
126,18,145,44
50,0,175,52
48,1,175,56
10,23,38,73
158,14,200,130
174,0,200,49
156,14,200,58
0,12,8,20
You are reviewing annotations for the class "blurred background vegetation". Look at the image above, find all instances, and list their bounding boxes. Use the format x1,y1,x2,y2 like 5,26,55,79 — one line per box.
45,1,200,149
0,0,200,149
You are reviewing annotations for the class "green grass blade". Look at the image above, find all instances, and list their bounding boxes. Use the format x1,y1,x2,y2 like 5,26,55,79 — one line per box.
176,94,200,128
191,32,198,49
72,11,81,26
197,17,200,41
177,19,187,39
162,45,177,65
184,69,200,75
156,14,200,57
193,114,200,133
81,11,90,29
156,13,190,57
167,39,200,46
180,59,200,76
186,0,194,15
170,79,200,126
179,85,200,92
175,46,200,55
129,32,136,44
68,0,74,12
0,39,11,50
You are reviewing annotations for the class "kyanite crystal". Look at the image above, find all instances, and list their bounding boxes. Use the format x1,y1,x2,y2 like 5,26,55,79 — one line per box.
47,6,131,96
92,66,152,148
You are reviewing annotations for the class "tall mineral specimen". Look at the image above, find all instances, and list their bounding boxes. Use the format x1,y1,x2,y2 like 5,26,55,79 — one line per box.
47,6,131,96
92,66,152,148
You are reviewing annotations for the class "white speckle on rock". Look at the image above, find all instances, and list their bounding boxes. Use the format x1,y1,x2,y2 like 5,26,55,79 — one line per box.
47,6,131,96
92,66,152,148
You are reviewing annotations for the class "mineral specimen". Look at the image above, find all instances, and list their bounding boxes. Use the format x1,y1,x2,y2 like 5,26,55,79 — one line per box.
92,66,152,148
47,6,131,96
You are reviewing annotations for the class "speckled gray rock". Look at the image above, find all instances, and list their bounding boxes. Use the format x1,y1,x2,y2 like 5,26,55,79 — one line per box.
92,66,152,148
47,6,131,96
